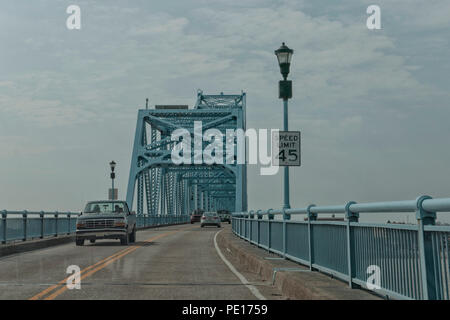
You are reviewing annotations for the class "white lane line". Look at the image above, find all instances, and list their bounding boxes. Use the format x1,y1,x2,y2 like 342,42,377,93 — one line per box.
213,230,266,300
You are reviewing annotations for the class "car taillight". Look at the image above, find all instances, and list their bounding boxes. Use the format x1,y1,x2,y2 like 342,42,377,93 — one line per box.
76,222,85,228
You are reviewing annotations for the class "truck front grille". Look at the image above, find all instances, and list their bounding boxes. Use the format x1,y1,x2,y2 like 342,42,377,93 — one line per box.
84,219,115,229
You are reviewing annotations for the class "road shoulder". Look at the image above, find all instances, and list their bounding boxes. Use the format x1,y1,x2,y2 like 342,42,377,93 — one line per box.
216,225,381,300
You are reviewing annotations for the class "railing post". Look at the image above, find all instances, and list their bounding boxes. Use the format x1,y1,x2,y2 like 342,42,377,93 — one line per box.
249,211,254,242
67,212,71,234
1,210,7,244
67,213,71,234
54,212,58,237
345,201,358,288
239,214,242,235
282,208,290,258
23,210,28,241
238,213,241,234
40,211,44,238
245,212,249,239
307,205,317,270
268,209,274,250
257,210,262,246
416,195,437,300
237,214,240,235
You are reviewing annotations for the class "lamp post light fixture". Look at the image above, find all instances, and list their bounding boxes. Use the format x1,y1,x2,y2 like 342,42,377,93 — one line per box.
275,42,294,210
275,42,294,80
110,161,116,200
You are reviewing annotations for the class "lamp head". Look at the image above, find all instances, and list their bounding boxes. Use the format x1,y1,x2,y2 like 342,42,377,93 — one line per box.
275,42,294,79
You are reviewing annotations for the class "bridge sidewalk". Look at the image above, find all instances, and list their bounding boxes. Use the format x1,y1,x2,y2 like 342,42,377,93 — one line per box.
217,226,381,300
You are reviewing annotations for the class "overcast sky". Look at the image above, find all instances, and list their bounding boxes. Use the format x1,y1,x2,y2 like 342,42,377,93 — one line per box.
0,1,449,223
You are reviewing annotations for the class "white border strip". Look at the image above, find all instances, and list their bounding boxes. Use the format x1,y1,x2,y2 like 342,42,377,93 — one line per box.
214,230,266,300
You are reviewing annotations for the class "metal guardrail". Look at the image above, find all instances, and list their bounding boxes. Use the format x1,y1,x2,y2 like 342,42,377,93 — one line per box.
135,215,190,228
0,210,80,243
232,196,450,300
1,210,190,244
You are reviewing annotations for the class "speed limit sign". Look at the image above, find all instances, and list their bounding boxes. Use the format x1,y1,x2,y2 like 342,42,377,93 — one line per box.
272,131,301,166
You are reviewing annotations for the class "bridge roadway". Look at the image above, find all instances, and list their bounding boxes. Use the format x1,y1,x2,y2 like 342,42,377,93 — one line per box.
0,224,284,300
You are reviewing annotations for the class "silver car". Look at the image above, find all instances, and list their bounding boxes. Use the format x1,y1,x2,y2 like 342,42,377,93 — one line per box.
200,212,221,228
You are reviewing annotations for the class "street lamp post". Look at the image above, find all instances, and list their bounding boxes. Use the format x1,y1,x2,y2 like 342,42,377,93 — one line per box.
110,161,116,200
275,42,294,210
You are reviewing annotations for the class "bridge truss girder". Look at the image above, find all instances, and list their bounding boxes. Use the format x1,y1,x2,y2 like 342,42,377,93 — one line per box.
126,91,247,216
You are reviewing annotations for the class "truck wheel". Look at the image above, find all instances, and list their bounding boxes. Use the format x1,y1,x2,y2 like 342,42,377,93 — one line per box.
90,239,96,244
130,228,136,243
120,233,129,245
75,238,84,246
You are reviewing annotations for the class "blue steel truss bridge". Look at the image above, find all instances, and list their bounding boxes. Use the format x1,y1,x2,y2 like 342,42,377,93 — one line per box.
126,90,248,216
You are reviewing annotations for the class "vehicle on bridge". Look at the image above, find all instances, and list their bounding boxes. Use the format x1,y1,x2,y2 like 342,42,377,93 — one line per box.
200,212,221,228
190,209,204,224
217,210,231,224
75,200,136,246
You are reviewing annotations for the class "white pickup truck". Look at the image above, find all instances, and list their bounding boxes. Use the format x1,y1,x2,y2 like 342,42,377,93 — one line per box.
75,200,137,246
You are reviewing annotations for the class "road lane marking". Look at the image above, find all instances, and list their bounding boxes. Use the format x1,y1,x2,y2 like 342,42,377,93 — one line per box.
44,231,178,300
213,230,266,300
44,244,144,300
29,246,134,300
30,227,189,300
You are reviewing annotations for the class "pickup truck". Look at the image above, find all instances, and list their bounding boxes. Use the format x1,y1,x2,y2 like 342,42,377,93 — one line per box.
75,200,137,246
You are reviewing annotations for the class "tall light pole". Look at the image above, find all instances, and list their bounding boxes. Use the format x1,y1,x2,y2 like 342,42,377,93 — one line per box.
110,161,116,200
275,42,294,210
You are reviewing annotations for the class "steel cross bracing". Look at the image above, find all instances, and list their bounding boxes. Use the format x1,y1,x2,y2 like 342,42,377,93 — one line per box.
126,91,247,216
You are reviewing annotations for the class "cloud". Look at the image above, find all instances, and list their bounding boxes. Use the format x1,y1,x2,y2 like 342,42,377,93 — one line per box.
0,136,55,158
0,2,437,128
130,17,189,36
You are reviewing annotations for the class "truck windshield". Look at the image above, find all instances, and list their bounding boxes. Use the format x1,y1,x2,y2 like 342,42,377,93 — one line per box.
84,202,128,214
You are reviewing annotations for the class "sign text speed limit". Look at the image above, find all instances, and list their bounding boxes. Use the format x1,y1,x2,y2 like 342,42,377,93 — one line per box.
272,131,301,166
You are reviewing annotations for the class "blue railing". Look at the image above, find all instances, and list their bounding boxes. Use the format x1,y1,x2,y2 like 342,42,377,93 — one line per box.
1,210,190,244
0,210,80,243
135,214,190,228
232,196,450,300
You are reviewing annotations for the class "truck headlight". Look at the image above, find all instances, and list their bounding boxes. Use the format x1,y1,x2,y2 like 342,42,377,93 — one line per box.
76,221,85,228
114,219,125,227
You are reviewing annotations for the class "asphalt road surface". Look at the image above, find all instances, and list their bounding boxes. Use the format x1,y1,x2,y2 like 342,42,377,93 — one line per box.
0,224,282,300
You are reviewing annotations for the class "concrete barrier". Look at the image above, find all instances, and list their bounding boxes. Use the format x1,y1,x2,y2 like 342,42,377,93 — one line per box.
0,235,75,258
